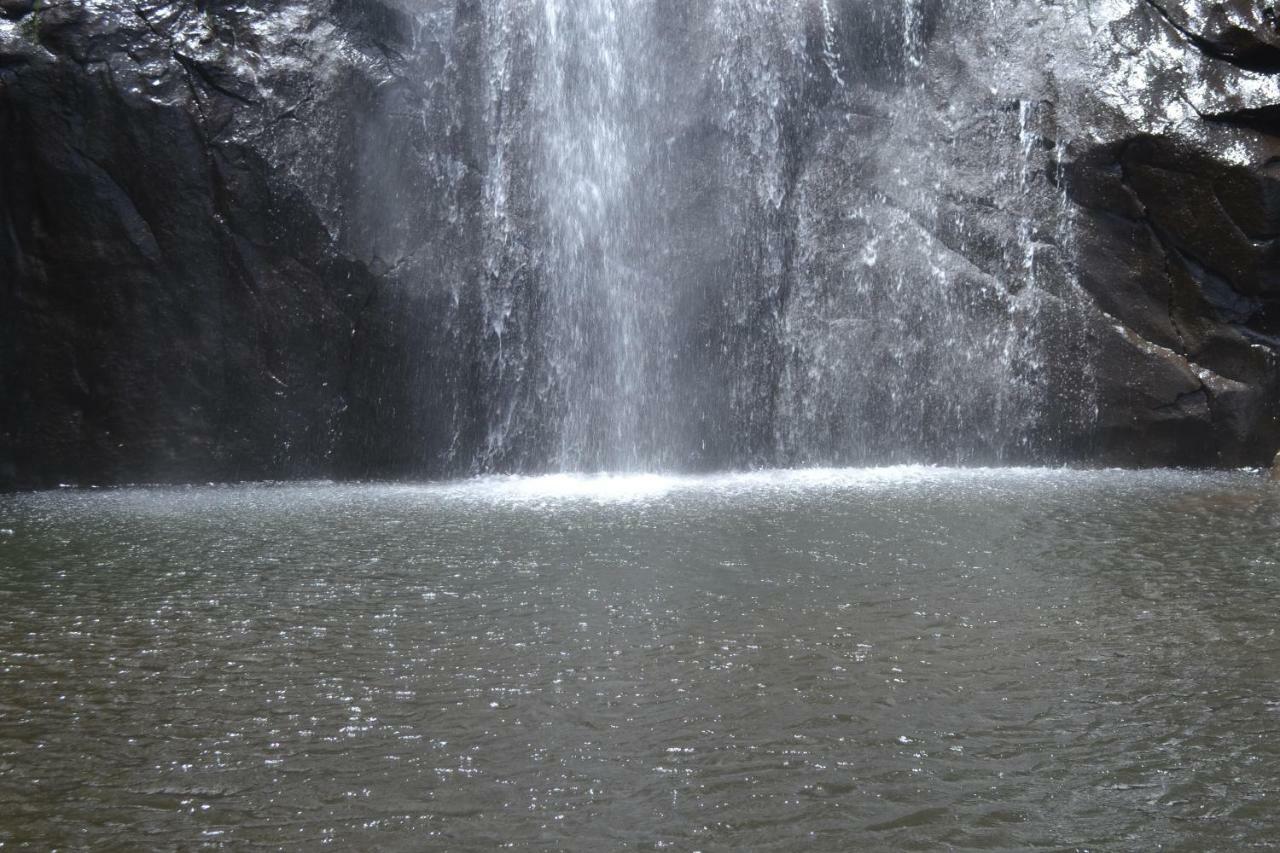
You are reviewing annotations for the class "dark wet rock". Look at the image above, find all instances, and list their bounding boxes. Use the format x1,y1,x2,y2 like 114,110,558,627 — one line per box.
1047,0,1280,466
1064,135,1280,465
0,0,33,21
0,0,448,490
1145,0,1280,72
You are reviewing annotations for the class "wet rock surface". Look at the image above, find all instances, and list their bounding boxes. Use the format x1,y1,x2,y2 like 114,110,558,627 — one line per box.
1,0,1278,489
1056,1,1280,466
1,0,441,489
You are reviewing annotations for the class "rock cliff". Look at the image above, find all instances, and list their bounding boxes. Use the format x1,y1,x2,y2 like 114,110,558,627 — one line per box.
1,0,1277,489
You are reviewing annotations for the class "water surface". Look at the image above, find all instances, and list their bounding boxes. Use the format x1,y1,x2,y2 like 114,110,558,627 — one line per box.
1,468,1278,849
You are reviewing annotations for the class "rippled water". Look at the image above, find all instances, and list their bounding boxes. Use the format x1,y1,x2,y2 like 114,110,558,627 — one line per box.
2,469,1279,850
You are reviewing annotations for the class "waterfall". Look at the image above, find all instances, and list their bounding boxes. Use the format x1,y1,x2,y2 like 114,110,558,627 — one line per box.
466,0,815,472
428,0,1093,473
468,0,672,471
531,1,641,469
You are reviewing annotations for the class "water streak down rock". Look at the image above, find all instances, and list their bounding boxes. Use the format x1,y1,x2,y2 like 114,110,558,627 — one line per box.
1,0,1278,489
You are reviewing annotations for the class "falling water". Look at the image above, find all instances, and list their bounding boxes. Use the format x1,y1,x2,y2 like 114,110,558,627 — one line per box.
430,0,1093,473
535,1,655,469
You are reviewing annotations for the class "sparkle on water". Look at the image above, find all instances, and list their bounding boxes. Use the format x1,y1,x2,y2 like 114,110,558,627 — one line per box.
2,468,1278,849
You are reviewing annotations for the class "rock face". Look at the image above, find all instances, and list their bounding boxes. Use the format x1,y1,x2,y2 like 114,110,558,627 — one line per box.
1,0,449,489
1057,0,1280,466
1,0,1278,489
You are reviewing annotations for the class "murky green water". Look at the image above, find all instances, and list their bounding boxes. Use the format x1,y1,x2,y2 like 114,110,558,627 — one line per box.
1,469,1278,850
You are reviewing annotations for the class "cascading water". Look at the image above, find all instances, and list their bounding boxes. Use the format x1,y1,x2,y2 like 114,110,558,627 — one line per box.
433,0,1094,474
470,0,674,471
534,1,659,469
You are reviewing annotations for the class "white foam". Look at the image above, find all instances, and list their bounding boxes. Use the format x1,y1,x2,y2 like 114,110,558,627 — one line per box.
411,466,1090,506
449,472,683,504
